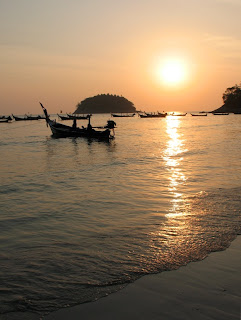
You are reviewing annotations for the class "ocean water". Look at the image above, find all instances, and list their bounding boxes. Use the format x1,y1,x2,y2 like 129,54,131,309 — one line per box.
0,113,241,318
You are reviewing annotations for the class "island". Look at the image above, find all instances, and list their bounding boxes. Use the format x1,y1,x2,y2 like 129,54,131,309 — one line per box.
74,94,136,114
212,83,241,113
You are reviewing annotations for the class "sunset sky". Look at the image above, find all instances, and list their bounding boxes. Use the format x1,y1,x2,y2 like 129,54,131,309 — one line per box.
1,0,241,114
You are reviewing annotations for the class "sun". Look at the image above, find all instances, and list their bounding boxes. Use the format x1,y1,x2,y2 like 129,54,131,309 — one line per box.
157,58,188,86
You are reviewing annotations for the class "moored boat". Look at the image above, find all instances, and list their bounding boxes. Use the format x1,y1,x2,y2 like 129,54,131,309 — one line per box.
0,115,12,120
26,115,41,120
111,113,135,117
40,103,116,140
169,112,187,116
12,115,29,121
67,113,91,120
139,112,167,118
57,114,70,120
12,114,40,121
191,113,207,116
212,113,229,115
0,118,11,123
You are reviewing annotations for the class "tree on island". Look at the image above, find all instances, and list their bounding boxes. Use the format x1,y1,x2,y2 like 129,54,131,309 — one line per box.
213,83,241,113
74,94,136,114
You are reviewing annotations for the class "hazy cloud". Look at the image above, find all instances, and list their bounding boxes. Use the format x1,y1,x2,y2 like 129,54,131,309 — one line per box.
214,0,241,5
203,34,241,60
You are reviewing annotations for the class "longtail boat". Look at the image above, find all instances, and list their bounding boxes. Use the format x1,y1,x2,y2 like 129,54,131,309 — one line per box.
139,112,167,118
26,115,41,120
0,118,11,123
67,114,91,120
212,113,229,115
40,103,116,140
12,115,40,121
12,115,29,121
169,113,187,116
0,116,12,120
111,113,135,117
57,114,70,120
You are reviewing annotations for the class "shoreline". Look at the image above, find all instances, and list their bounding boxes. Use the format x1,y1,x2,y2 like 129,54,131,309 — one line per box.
1,236,240,320
43,235,241,320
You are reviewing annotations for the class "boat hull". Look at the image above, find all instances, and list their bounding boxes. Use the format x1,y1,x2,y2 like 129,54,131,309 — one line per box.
139,113,167,118
170,113,187,116
40,103,114,140
111,113,135,117
67,114,91,120
12,115,40,121
48,121,112,140
57,114,70,120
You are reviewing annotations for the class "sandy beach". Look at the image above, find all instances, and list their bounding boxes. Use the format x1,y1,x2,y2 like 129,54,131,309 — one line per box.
1,236,240,320
43,235,241,320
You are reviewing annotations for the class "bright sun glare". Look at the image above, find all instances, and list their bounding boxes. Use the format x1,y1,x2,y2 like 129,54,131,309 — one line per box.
158,59,187,86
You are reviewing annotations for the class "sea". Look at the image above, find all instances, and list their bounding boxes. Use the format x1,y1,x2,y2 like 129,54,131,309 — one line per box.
0,113,241,319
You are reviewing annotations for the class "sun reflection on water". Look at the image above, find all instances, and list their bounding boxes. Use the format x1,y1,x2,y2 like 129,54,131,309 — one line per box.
163,117,188,218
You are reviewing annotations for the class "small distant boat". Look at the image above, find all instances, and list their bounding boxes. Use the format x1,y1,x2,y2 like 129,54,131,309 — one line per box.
12,114,41,121
0,115,12,120
12,115,29,121
139,112,167,118
0,118,11,123
57,114,70,120
67,113,92,120
38,115,46,119
111,113,135,117
26,115,41,120
191,113,207,116
170,113,187,116
212,113,229,115
40,103,116,140
58,114,91,120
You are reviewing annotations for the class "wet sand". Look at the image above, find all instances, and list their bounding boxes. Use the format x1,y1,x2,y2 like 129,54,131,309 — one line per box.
44,236,241,320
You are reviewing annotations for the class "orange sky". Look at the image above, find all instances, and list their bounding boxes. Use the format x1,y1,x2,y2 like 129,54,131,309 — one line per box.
1,0,241,114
